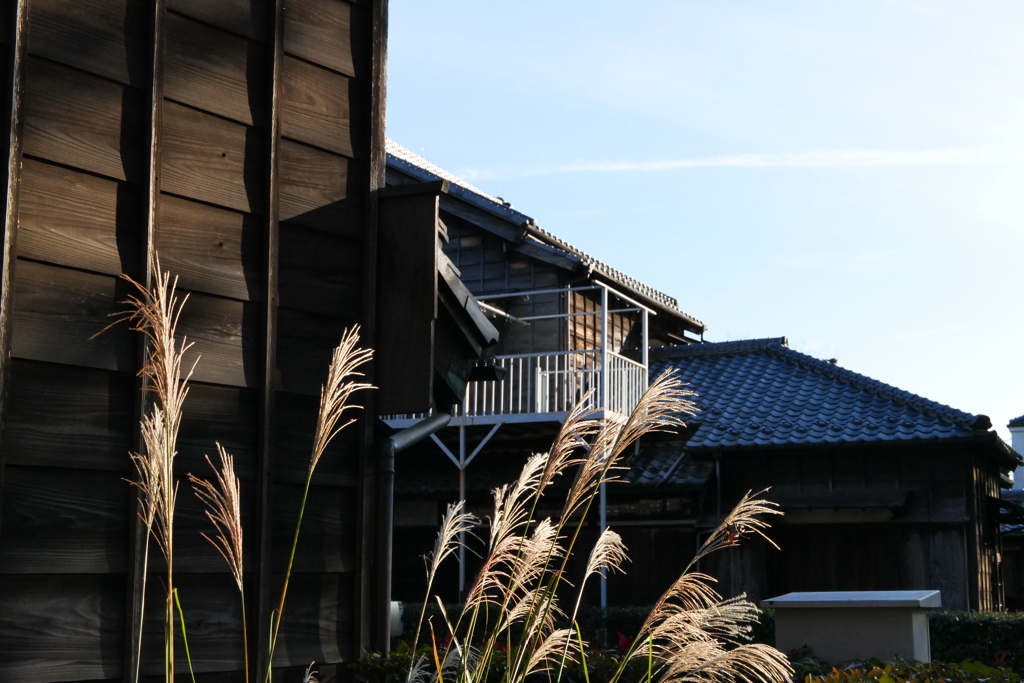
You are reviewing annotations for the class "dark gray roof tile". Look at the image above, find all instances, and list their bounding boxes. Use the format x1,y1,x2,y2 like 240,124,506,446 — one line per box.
650,338,997,450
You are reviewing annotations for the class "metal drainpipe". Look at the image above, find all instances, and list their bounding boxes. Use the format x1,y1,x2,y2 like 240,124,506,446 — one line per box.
375,411,452,651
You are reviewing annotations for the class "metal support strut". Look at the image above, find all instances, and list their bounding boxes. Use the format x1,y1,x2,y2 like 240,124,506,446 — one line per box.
431,421,504,596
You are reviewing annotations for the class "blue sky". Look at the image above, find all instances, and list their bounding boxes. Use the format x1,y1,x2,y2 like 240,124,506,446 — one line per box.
386,1,1024,439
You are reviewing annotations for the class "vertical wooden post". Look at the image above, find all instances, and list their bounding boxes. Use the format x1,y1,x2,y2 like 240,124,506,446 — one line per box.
255,0,285,678
123,0,166,679
358,0,388,654
0,0,27,546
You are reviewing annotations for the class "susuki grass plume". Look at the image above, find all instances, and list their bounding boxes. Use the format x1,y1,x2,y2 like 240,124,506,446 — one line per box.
114,255,198,683
406,370,794,683
112,257,375,683
266,326,373,680
189,445,247,683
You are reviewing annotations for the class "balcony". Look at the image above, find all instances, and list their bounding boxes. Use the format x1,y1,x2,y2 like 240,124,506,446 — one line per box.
384,283,651,429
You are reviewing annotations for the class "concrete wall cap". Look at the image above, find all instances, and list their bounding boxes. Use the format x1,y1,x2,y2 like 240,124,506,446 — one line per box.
761,590,941,609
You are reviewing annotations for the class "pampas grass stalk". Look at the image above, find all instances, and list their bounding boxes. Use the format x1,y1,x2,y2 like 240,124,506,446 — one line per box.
115,254,197,683
115,256,374,682
189,445,247,683
264,327,372,680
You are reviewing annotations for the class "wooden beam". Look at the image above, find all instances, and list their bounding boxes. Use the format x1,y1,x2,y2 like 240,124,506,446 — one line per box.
377,178,448,199
358,0,388,654
124,0,166,680
511,239,580,272
438,194,521,243
255,0,285,678
0,0,28,547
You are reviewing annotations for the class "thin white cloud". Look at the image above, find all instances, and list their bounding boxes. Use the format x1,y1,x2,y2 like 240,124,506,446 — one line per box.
891,328,948,341
456,146,1021,181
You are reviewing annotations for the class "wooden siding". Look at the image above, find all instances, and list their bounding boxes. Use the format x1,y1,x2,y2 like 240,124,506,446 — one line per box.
568,290,639,355
708,444,1000,610
441,212,566,356
0,1,383,681
969,454,1003,611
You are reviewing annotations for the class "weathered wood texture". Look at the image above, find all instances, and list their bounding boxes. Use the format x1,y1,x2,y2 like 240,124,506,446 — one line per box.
0,0,381,679
376,190,438,414
702,444,996,610
0,0,28,555
569,290,638,355
441,214,565,356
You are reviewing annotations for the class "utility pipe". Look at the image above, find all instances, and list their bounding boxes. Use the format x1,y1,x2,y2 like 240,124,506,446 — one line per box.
375,411,451,651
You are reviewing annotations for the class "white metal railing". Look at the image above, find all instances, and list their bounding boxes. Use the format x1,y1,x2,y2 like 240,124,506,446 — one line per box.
465,349,602,417
605,352,647,417
381,350,649,425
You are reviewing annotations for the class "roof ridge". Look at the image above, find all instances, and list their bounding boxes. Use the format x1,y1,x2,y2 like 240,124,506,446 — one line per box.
765,343,982,429
1009,414,1024,428
650,337,788,360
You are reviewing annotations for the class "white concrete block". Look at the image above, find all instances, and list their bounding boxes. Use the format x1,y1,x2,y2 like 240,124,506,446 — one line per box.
761,590,941,663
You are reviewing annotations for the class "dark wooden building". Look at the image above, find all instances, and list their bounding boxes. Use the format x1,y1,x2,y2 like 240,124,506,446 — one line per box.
0,0,410,680
375,145,1018,617
612,338,1020,612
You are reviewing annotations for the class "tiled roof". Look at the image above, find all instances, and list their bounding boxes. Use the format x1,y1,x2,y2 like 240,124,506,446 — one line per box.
649,338,1011,453
625,441,713,489
1010,414,1024,429
385,140,705,331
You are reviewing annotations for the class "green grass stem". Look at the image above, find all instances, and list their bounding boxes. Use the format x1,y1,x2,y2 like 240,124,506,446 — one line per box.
174,588,197,683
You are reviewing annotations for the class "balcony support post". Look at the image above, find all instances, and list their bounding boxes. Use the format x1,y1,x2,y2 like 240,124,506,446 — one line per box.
599,285,610,608
430,420,502,599
641,309,649,371
599,481,608,609
600,286,609,409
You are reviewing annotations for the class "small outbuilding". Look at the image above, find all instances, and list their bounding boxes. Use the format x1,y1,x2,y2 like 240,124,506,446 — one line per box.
610,338,1020,611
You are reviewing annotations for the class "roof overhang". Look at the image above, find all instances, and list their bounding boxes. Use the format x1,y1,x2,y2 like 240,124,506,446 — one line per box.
385,151,707,335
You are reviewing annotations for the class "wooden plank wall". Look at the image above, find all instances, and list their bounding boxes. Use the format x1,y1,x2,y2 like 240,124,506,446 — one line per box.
568,290,638,355
969,455,1003,611
708,445,997,610
441,213,565,355
0,0,382,680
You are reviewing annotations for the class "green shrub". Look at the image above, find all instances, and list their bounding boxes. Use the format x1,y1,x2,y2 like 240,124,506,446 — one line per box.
575,605,652,648
354,648,1021,683
350,643,660,683
791,658,1020,683
930,611,1024,670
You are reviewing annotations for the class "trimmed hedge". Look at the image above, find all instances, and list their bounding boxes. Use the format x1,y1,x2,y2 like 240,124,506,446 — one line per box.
929,611,1024,670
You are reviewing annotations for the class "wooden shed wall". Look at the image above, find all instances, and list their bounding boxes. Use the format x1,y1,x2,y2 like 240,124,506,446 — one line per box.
710,444,1000,610
0,0,384,680
969,454,1003,611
